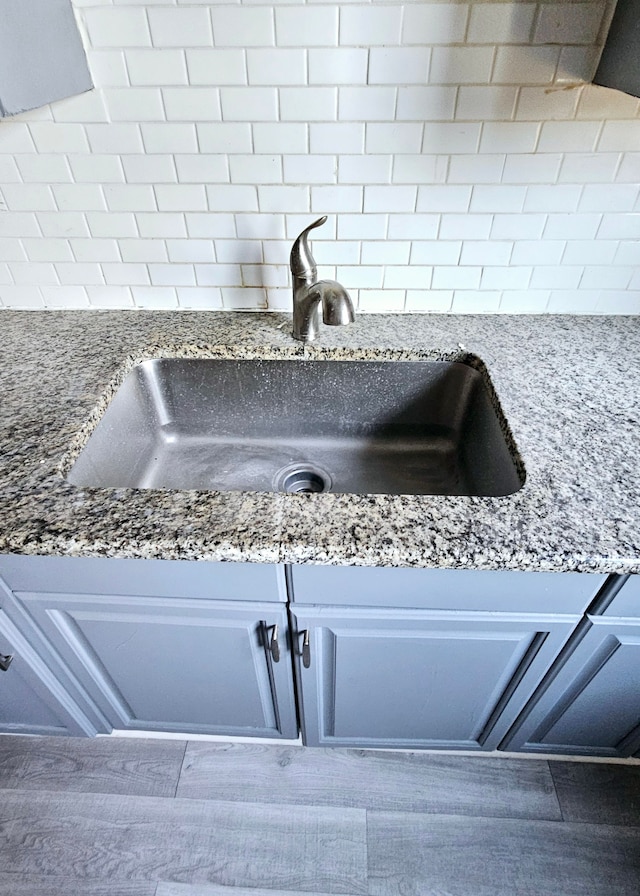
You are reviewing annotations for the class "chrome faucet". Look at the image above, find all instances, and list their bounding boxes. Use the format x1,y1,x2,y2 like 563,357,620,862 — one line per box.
290,216,355,342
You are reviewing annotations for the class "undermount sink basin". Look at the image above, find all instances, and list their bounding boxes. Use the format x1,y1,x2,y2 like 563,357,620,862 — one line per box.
67,358,524,497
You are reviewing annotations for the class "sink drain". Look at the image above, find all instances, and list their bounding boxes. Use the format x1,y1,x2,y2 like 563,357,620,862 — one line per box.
275,464,332,495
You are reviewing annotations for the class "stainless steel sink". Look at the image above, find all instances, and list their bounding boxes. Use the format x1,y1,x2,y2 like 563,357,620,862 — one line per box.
67,358,524,497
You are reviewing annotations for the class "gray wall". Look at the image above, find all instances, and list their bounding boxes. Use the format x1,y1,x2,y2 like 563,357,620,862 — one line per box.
0,0,92,117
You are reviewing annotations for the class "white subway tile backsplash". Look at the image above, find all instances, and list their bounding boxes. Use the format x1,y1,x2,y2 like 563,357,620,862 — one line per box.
0,0,635,317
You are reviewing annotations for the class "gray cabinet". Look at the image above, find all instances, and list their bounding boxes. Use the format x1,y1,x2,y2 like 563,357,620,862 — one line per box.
0,608,96,736
501,576,640,758
17,591,298,738
289,566,605,751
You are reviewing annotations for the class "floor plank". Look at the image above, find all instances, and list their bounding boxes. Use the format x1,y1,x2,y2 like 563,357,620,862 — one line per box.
157,885,352,896
549,761,640,826
0,735,186,798
0,788,367,894
367,811,640,896
0,875,156,896
176,743,561,820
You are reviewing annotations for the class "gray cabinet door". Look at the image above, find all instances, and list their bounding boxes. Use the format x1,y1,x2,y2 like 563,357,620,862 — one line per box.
0,609,95,736
18,592,298,738
291,606,578,750
501,618,640,757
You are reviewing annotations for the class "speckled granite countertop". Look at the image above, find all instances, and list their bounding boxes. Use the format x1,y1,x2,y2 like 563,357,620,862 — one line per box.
1,310,638,574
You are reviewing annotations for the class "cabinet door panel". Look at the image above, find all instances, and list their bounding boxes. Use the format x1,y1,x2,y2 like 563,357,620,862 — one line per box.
502,620,640,757
19,593,297,739
0,610,94,736
293,607,576,750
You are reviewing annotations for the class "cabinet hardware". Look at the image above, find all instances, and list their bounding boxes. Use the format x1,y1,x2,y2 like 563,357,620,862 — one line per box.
0,653,13,672
301,629,311,669
267,624,280,663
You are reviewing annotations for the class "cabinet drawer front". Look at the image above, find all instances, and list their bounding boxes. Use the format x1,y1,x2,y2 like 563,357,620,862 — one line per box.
601,575,640,618
290,565,604,614
0,555,285,602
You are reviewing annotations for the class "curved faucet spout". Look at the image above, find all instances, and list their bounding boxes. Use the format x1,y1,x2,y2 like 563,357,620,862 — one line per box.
290,217,355,342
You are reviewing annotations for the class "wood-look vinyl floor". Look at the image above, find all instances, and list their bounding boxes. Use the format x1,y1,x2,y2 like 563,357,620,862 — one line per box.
0,736,638,896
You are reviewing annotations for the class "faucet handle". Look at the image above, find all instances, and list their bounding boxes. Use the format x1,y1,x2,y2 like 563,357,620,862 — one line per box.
290,215,327,279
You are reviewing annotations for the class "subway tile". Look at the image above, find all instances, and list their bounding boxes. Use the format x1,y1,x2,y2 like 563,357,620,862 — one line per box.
563,240,619,265
481,266,532,289
410,241,461,265
40,285,90,308
309,49,367,85
135,212,188,240
163,88,221,122
538,121,601,153
614,241,640,265
235,213,286,239
544,213,602,239
311,240,360,265
259,185,310,213
432,266,481,289
339,87,396,122
186,49,246,86
86,50,129,88
447,154,505,184
86,285,134,309
598,214,640,240
416,185,472,212
402,5,468,45
366,123,423,154
254,123,307,154
578,86,640,121
359,289,406,312
241,263,288,288
311,185,363,213
198,123,252,153
70,154,124,184
364,185,417,212
0,238,27,261
534,3,605,45
248,49,306,86
185,213,236,239
511,240,565,266
337,265,383,288
396,87,457,121
155,184,207,211
524,185,582,213
616,153,640,183
0,285,43,308
479,122,539,154
177,287,223,309
132,286,178,308
337,215,387,239
460,240,513,266
596,290,640,312
122,154,177,184
467,3,536,44
119,239,168,264
220,87,278,121
102,184,156,212
149,263,196,287
195,263,241,286
166,240,214,264
558,153,620,184
0,123,35,153
405,289,452,311
471,185,527,213
516,87,580,121
452,290,501,312
579,184,639,213
16,155,70,184
439,214,493,239
141,123,198,153
530,265,583,288
280,87,336,121
500,290,550,313
580,265,633,290
126,49,188,86
284,155,336,184
387,214,439,240
28,122,89,153
361,241,411,265
341,6,403,46
221,286,267,309
87,123,144,154
556,47,601,85
70,239,120,263
456,87,518,121
492,46,559,85
212,7,274,47
207,185,258,212
392,155,447,185
53,184,106,212
84,7,151,48
311,123,363,154
2,184,55,212
102,262,149,286
340,155,393,185
230,155,283,184
368,48,430,85
37,212,89,239
502,153,562,183
423,122,481,154
104,88,165,122
9,262,58,285
148,8,213,48
52,92,109,124
598,121,640,152
276,7,338,46
547,289,600,312
55,262,104,285
431,47,494,84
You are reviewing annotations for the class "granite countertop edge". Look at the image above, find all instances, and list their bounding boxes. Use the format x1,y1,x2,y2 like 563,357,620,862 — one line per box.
1,309,639,576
